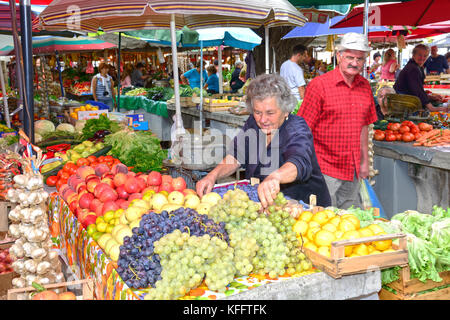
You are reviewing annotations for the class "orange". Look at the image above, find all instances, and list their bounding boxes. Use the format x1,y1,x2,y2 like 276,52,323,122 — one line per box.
341,214,360,229
292,220,309,236
304,242,318,252
308,221,321,230
338,219,357,233
312,211,329,226
373,239,392,251
317,246,331,258
299,211,313,223
328,216,341,227
367,224,385,235
314,230,336,247
307,227,321,242
358,227,375,239
352,243,369,256
322,223,337,233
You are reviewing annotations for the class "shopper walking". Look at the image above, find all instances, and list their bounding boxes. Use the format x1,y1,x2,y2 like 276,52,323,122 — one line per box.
91,62,117,111
280,44,309,101
380,49,399,81
298,33,377,209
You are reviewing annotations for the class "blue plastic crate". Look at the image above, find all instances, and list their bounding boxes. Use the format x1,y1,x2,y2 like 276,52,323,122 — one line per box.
84,100,110,110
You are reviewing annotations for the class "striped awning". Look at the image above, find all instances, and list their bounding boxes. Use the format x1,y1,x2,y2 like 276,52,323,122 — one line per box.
36,0,307,32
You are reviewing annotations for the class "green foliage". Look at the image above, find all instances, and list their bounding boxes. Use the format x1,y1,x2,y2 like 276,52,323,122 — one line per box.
81,114,120,140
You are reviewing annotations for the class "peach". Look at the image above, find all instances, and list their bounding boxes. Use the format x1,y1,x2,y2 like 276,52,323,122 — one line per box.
77,166,95,180
94,163,110,177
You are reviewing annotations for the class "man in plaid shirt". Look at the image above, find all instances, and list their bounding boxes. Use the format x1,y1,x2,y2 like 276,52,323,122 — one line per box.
298,33,377,209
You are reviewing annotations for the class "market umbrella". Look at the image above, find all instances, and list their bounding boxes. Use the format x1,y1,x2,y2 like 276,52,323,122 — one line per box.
36,0,307,135
331,0,450,29
0,1,39,32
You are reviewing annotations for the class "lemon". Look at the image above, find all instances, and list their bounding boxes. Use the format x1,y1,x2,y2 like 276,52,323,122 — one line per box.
341,230,359,256
341,214,360,229
349,253,360,258
299,211,313,223
314,230,335,247
358,227,375,239
308,221,321,230
370,250,382,254
304,242,318,252
382,248,395,252
338,219,357,233
367,245,376,253
353,243,369,256
373,239,392,251
317,246,331,257
323,209,336,219
335,231,344,240
367,224,385,235
344,245,354,257
322,223,337,233
307,227,321,242
293,220,308,236
328,216,341,227
312,211,329,226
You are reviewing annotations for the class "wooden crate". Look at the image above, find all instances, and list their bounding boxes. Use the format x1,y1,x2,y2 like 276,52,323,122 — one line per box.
203,97,240,112
379,266,450,300
0,201,17,233
7,279,94,300
302,233,408,279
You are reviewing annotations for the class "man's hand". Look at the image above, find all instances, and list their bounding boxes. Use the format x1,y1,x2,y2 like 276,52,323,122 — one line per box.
196,174,216,198
360,159,369,180
257,176,281,209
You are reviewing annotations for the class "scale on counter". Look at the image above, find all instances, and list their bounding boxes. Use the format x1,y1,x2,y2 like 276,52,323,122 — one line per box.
384,93,428,122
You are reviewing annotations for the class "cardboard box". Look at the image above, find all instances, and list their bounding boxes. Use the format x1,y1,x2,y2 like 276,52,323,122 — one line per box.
77,110,108,120
0,131,18,139
126,114,145,123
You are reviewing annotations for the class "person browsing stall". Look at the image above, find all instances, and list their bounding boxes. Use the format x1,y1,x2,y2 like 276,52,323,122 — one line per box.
181,60,208,89
394,44,449,112
131,62,150,87
196,74,331,208
204,65,219,94
380,49,399,81
280,44,309,101
298,32,377,209
424,45,450,75
91,62,117,111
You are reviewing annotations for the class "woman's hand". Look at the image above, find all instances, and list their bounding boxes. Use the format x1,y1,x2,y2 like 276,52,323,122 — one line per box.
196,174,216,198
257,176,281,209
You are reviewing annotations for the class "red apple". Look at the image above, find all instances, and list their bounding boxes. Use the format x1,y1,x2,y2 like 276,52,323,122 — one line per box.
79,210,96,227
98,187,118,203
128,193,143,202
111,163,128,175
102,201,119,215
101,177,114,188
94,203,104,216
79,192,94,209
89,198,102,213
69,200,78,214
159,182,174,193
68,175,83,191
81,214,97,228
136,177,147,191
172,177,187,192
116,186,129,200
86,178,100,193
124,177,140,194
94,163,110,177
76,182,87,194
113,173,127,188
161,174,173,185
94,183,110,199
147,171,162,186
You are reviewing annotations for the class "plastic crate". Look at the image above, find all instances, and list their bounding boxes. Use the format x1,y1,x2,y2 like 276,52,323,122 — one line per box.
166,166,209,190
84,100,110,110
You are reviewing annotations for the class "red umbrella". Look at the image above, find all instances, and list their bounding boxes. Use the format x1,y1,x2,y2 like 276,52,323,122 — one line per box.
0,2,39,31
331,0,450,29
0,1,53,4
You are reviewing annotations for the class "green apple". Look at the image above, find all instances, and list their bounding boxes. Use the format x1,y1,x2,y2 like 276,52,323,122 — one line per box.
103,211,115,223
92,231,104,242
81,150,90,158
106,224,114,234
87,224,97,237
83,140,94,148
73,144,85,153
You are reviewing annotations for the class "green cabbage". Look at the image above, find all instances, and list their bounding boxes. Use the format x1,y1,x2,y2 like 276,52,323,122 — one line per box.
34,120,55,136
56,123,75,133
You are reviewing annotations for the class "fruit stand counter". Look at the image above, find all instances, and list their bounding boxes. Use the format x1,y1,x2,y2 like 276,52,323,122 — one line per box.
117,96,169,118
48,194,382,300
372,140,449,219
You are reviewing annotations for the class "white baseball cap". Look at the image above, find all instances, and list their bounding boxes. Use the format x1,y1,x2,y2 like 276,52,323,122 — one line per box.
336,32,371,52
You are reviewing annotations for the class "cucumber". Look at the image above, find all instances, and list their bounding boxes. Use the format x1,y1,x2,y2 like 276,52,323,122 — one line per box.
37,139,81,148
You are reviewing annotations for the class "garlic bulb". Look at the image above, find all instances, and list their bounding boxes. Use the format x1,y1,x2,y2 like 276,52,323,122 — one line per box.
8,223,20,238
12,277,26,289
36,261,51,275
24,259,37,273
31,248,47,260
13,175,28,187
12,260,25,274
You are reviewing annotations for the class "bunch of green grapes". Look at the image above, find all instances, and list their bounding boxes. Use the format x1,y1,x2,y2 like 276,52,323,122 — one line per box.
268,192,311,274
144,230,235,300
208,189,260,224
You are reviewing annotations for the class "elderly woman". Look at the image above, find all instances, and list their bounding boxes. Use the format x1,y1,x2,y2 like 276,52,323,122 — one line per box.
375,86,396,120
394,44,449,112
91,62,116,110
196,74,331,208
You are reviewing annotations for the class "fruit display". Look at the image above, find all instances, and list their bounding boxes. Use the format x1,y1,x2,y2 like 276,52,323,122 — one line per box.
373,120,429,143
0,247,13,274
428,112,449,129
292,208,394,258
124,88,148,96
69,104,99,120
0,151,22,200
30,282,77,300
70,82,91,96
6,163,64,293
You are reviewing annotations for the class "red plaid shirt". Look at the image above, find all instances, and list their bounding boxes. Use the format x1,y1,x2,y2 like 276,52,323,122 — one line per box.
298,68,377,181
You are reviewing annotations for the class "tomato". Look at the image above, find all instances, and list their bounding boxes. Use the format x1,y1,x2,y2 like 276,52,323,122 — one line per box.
385,133,397,141
396,133,403,141
98,156,106,163
402,132,415,142
410,125,420,134
76,158,90,167
90,162,99,168
113,159,121,166
374,131,386,141
401,120,414,127
384,129,394,136
57,169,65,178
46,176,58,187
418,122,432,131
104,155,114,162
56,178,67,191
414,132,422,140
390,123,401,131
87,155,97,164
59,171,70,181
399,125,410,134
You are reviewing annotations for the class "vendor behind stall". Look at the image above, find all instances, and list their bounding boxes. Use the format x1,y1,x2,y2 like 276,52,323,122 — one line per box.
131,62,150,87
181,60,208,89
204,65,219,94
394,44,449,113
91,62,117,110
196,74,331,208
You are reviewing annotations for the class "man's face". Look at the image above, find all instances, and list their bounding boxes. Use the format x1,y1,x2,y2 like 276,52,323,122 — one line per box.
413,48,429,66
431,46,438,57
337,49,366,77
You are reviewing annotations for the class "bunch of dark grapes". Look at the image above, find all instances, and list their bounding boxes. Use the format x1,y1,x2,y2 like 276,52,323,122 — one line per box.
213,183,260,202
116,207,228,289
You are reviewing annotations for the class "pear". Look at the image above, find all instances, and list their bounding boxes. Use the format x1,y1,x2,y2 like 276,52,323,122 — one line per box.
97,234,112,249
197,202,212,215
115,226,132,245
184,194,201,209
201,192,221,206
